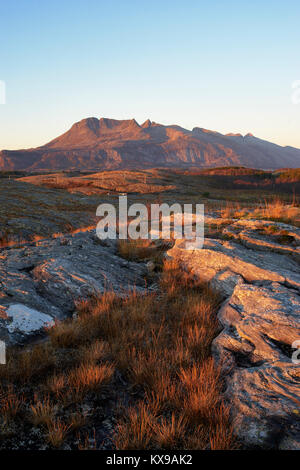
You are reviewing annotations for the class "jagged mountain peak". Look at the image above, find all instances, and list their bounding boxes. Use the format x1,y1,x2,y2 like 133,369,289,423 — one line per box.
141,119,152,128
1,117,299,171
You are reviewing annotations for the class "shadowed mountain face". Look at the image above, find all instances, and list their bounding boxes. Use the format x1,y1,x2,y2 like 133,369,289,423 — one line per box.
1,117,300,171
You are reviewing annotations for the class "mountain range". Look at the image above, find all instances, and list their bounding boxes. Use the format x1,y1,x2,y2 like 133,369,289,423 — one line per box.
1,117,300,171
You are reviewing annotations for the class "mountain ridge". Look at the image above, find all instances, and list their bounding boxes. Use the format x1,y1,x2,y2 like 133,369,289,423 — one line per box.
1,117,300,171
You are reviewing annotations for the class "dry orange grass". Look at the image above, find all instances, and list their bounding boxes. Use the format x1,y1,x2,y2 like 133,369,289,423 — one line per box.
30,396,55,427
256,198,300,225
108,260,234,450
0,343,57,383
220,197,299,227
0,258,234,450
114,403,155,450
67,363,114,396
69,411,86,431
153,414,187,449
48,319,89,348
79,339,109,364
46,351,114,402
46,419,71,447
47,373,66,397
46,257,233,449
0,387,24,418
220,201,249,219
117,238,158,261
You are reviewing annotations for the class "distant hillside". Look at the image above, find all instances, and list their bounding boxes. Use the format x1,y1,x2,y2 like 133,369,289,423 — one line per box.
1,117,300,171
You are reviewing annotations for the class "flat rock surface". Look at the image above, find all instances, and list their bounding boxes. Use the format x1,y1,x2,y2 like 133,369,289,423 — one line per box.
5,304,55,334
168,218,300,449
213,282,300,449
0,230,147,345
168,235,300,297
223,219,300,261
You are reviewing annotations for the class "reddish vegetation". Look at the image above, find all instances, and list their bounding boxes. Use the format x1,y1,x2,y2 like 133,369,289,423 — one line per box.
0,258,235,450
177,167,300,194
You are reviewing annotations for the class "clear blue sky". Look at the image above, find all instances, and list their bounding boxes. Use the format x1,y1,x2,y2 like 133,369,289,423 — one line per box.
0,0,299,150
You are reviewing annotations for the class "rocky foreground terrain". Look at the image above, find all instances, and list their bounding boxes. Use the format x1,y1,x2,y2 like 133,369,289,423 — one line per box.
0,214,299,449
0,231,147,346
168,217,300,449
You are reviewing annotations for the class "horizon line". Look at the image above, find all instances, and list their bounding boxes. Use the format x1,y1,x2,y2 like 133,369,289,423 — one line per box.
2,116,300,152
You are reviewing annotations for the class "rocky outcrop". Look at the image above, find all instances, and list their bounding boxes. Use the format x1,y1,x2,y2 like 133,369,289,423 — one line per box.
0,304,55,346
168,236,300,297
167,218,300,449
0,230,147,345
223,219,300,262
213,283,300,449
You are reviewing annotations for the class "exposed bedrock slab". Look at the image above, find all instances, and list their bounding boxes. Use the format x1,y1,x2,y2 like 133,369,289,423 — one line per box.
0,304,55,346
223,219,300,261
167,237,300,296
168,234,300,449
0,230,147,344
213,283,300,449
